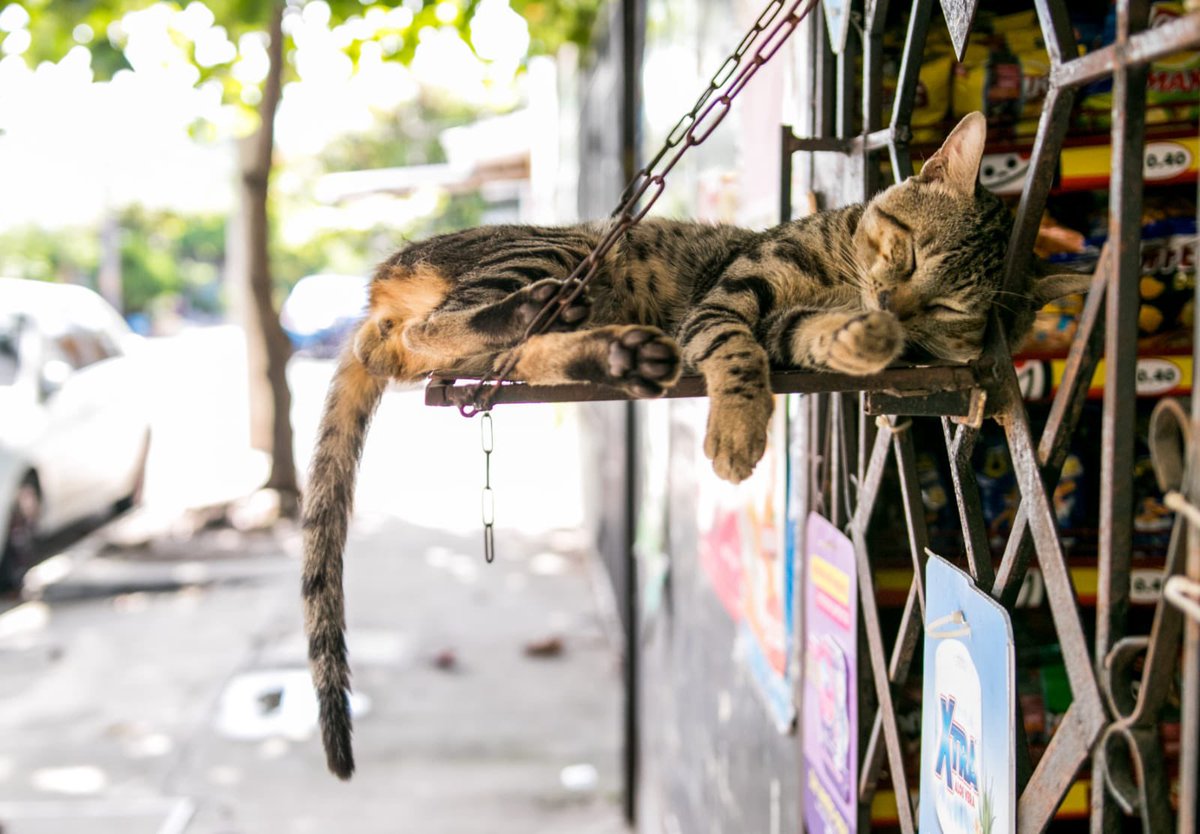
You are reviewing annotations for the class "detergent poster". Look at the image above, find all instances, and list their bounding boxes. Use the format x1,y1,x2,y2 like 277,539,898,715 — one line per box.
919,554,1016,834
801,512,859,834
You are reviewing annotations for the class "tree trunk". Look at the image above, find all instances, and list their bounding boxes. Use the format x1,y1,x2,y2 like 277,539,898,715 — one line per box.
240,0,298,514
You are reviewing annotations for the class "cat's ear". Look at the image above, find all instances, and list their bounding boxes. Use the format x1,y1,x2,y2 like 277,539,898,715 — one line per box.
917,111,987,197
1032,271,1092,306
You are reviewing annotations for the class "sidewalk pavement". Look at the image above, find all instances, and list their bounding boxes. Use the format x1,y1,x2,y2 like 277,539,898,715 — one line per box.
0,508,627,834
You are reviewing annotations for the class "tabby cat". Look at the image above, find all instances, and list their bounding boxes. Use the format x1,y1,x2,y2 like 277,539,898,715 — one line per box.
302,111,1089,778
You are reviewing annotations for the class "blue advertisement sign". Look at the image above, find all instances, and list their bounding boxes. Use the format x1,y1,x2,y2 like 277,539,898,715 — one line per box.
919,553,1016,834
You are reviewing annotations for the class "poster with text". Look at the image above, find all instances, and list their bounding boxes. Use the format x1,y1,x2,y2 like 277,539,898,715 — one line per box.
919,554,1016,834
736,396,792,728
695,395,794,727
802,512,858,834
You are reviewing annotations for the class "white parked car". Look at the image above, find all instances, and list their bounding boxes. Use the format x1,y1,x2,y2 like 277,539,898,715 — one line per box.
0,278,151,589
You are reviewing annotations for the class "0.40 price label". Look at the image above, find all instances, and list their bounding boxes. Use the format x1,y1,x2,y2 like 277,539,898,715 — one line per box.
1143,141,1193,181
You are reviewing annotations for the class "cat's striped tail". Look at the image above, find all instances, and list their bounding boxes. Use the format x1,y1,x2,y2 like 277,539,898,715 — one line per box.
301,347,387,780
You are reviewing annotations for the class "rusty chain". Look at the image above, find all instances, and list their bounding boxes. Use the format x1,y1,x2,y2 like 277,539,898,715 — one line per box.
457,0,819,417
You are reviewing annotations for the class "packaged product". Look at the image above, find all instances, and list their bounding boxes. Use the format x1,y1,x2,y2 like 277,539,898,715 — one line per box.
1078,2,1200,127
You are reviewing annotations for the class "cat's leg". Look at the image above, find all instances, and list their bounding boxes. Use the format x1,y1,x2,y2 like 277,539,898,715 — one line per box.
501,325,682,397
404,277,592,357
765,308,904,374
677,296,776,484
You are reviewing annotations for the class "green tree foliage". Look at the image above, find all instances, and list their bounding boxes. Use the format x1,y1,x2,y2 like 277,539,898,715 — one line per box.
316,94,484,172
0,225,100,285
0,210,227,314
4,0,598,503
118,207,226,313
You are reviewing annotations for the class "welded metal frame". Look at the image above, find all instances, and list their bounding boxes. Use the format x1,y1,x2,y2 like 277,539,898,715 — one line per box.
786,2,1200,832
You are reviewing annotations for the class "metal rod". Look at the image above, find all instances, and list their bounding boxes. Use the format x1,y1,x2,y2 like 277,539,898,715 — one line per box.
830,393,844,528
942,420,995,590
995,348,1106,731
891,423,929,616
858,579,920,802
786,135,852,153
1017,703,1096,831
887,0,932,174
619,1,642,822
1167,491,1200,530
1033,0,1079,68
852,514,916,834
1000,83,1078,298
993,248,1110,604
1052,12,1200,89
1181,145,1200,834
425,363,983,408
1094,3,1148,826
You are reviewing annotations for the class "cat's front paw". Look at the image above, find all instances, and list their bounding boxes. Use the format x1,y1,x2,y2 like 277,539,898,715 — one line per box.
826,311,904,375
607,326,682,397
704,392,774,483
517,279,591,332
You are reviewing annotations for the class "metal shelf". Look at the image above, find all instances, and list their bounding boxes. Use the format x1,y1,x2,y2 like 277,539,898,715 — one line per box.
425,361,986,410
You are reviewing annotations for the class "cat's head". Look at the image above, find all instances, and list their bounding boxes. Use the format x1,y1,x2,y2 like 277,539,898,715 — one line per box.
852,111,1090,363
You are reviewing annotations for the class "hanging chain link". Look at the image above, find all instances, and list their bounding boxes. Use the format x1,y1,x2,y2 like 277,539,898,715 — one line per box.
457,0,818,418
464,0,816,563
480,411,495,562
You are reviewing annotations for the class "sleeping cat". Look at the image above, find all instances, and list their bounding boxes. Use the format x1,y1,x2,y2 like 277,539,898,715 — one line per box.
302,111,1089,778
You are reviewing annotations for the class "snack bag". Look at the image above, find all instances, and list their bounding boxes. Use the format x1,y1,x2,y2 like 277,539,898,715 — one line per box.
882,49,953,143
1080,2,1200,124
953,36,1023,127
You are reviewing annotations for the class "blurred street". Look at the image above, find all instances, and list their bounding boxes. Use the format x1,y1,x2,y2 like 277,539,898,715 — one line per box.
0,327,625,834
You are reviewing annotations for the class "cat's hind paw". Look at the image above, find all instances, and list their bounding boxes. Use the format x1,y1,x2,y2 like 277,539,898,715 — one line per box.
826,311,904,375
606,326,682,398
516,279,591,332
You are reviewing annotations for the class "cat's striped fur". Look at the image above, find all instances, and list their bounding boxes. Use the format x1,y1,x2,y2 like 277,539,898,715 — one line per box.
302,112,1088,778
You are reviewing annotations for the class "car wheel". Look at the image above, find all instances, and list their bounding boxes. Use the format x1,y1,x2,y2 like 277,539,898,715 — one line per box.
1,479,41,592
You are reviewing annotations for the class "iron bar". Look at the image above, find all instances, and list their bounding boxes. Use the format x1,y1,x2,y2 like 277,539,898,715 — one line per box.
1094,3,1148,826
1181,414,1200,834
851,424,916,834
1052,12,1200,89
999,83,1078,298
1033,0,1078,68
994,249,1110,604
1017,703,1097,831
862,1,889,138
891,424,929,616
830,393,845,528
785,135,851,153
425,362,983,408
858,579,920,803
860,0,885,205
780,125,795,221
886,0,932,180
998,361,1104,726
942,420,995,590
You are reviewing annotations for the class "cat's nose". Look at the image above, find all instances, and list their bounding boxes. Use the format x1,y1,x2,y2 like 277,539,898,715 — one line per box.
878,290,893,311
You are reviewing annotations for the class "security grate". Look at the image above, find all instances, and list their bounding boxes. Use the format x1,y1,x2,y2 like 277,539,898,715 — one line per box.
787,1,1200,832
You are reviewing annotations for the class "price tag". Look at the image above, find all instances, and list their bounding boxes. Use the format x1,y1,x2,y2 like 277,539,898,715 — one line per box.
1144,141,1193,182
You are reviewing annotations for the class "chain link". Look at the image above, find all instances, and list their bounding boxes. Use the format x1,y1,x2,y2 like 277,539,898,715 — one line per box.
480,411,495,562
464,0,815,563
457,0,818,417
